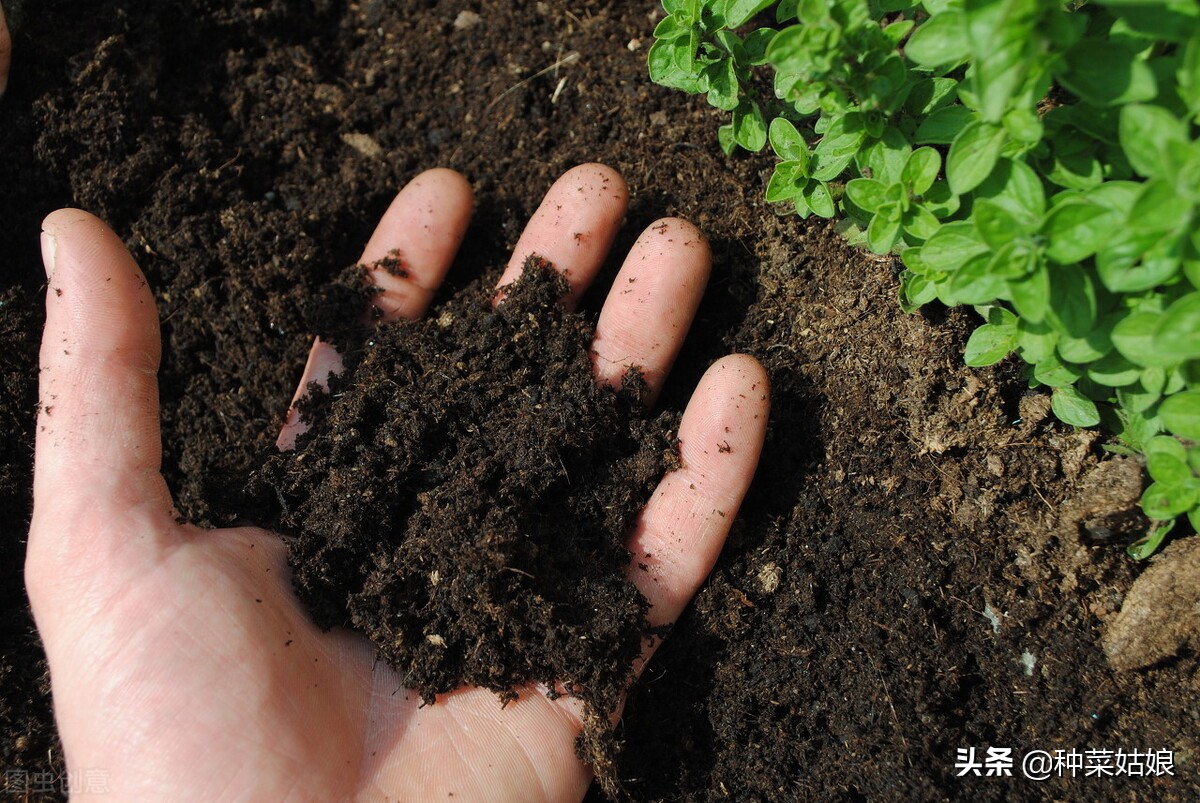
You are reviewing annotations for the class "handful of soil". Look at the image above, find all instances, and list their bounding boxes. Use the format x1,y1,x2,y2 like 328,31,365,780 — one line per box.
255,256,679,735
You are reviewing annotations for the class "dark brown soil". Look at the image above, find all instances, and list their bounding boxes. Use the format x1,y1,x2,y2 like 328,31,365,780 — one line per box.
253,256,678,756
1,0,1196,800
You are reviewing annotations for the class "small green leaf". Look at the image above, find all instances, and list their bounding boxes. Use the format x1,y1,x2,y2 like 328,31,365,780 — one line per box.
804,181,836,218
1043,200,1118,264
972,200,1021,250
769,118,809,164
766,162,801,202
902,148,941,196
717,122,736,156
906,10,969,67
743,27,777,64
812,114,868,181
1160,390,1200,439
1046,264,1097,338
1051,385,1101,427
1152,291,1200,361
1141,481,1196,519
706,58,741,111
948,252,1008,304
1119,103,1189,179
964,0,1041,123
1087,352,1141,387
1096,228,1184,293
918,221,989,273
1008,263,1050,323
1057,39,1157,108
965,323,1017,366
1111,311,1180,369
947,120,1006,194
901,270,939,310
973,159,1046,228
867,209,904,254
1017,318,1058,364
1145,435,1192,485
915,106,974,145
903,205,942,240
732,101,768,151
724,0,775,27
1035,355,1084,388
845,178,890,214
1127,519,1176,561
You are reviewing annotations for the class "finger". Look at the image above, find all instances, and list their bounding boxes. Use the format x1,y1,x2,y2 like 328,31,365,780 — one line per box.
277,169,472,449
275,338,343,451
591,218,710,404
627,355,769,635
495,163,628,309
31,210,173,543
362,167,473,323
0,2,11,97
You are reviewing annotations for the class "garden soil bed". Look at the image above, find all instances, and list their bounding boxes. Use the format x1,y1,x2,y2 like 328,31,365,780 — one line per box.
0,1,1196,800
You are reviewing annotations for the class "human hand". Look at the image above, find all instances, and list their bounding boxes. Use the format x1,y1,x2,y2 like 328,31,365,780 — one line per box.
0,2,11,97
28,165,769,801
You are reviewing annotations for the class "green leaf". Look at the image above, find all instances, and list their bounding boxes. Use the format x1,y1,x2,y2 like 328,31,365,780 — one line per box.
1008,263,1050,323
1057,39,1157,108
1051,385,1101,427
769,118,810,165
1046,264,1097,338
906,77,960,115
706,58,741,111
901,270,939,311
732,101,768,151
1160,390,1200,438
648,40,704,93
1127,519,1176,561
845,178,890,214
965,323,1017,366
766,162,802,202
973,159,1046,229
1035,355,1084,388
804,181,836,218
717,122,737,156
1141,481,1196,519
973,200,1022,249
858,127,912,186
724,0,776,27
964,0,1041,123
1112,311,1181,368
867,209,904,253
1087,352,1142,387
918,221,989,273
1043,200,1118,264
1017,317,1058,364
1119,103,1189,179
902,148,941,196
949,252,1008,304
1145,435,1192,485
915,106,974,145
947,120,1006,194
1096,228,1184,293
1058,326,1113,363
812,114,868,181
743,27,778,64
904,205,942,240
906,10,969,67
1153,292,1200,361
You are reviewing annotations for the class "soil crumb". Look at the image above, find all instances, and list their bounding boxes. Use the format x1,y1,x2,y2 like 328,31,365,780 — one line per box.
254,256,679,787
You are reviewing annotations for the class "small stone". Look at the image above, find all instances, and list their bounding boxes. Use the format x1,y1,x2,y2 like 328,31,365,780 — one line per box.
341,132,384,158
627,38,642,51
650,111,668,126
453,10,482,30
426,634,447,647
756,562,781,594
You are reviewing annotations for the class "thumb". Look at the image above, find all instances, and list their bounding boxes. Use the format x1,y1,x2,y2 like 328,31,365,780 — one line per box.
0,2,10,97
29,210,173,590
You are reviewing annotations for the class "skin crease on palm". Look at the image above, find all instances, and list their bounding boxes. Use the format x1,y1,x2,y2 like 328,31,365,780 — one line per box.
26,162,769,801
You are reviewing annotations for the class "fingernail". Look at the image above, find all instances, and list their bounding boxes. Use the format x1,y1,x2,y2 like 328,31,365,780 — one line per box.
40,230,57,279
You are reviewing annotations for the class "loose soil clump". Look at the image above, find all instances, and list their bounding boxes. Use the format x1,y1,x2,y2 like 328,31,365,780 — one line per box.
254,256,679,774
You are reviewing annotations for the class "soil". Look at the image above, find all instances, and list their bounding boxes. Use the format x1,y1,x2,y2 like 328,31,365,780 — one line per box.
0,0,1196,800
252,256,679,774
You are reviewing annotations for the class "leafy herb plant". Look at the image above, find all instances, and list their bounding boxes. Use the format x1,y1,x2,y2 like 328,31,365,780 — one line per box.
649,0,1200,556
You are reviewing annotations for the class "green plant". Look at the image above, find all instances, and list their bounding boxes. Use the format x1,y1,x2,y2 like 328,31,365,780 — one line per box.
649,0,1200,557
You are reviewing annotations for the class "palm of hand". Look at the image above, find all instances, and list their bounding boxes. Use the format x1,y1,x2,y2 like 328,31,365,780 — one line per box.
28,166,767,801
